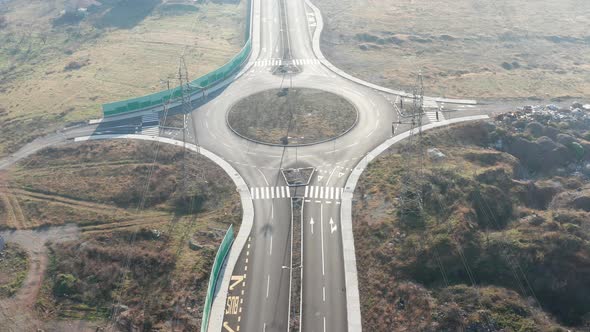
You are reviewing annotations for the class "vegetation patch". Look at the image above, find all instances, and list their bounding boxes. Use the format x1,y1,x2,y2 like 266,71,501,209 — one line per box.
1,140,241,230
0,242,29,298
354,114,590,330
227,88,357,145
0,139,241,330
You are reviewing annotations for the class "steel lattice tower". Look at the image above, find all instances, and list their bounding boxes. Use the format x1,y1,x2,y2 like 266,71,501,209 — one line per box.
398,73,426,223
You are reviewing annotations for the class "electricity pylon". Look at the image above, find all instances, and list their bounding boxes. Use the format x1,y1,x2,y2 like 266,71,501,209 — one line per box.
398,72,426,223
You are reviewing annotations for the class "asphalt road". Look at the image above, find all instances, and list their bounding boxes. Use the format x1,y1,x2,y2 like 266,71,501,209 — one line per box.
186,0,489,331
0,0,495,330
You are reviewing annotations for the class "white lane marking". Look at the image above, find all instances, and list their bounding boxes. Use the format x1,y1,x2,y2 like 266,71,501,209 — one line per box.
257,168,270,185
330,187,334,200
286,187,291,198
264,323,266,332
260,187,265,199
251,187,255,198
323,286,326,302
335,188,340,200
320,186,324,199
310,217,315,234
266,274,270,298
323,316,326,332
281,186,286,198
304,186,309,197
271,204,274,219
320,204,325,276
326,167,337,184
270,235,273,256
254,187,260,199
271,187,275,199
265,187,270,199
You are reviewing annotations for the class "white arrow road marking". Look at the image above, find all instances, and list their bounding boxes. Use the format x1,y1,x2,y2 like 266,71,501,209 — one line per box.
223,322,236,332
310,217,315,234
338,172,345,178
229,275,245,291
330,218,338,234
317,175,324,182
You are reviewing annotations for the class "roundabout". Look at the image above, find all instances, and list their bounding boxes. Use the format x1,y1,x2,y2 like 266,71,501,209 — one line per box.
226,88,358,146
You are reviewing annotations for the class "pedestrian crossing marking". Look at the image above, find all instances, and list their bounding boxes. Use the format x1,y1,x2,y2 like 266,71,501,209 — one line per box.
141,126,159,135
426,111,445,123
141,113,160,136
252,58,321,68
249,186,344,200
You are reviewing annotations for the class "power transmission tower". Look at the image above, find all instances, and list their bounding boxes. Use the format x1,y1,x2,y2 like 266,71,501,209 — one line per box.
178,56,193,195
398,72,426,225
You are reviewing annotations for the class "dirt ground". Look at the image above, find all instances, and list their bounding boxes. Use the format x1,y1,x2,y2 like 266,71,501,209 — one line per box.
0,224,87,331
315,0,590,101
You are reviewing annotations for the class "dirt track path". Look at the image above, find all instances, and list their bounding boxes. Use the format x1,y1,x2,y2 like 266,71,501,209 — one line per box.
0,224,82,331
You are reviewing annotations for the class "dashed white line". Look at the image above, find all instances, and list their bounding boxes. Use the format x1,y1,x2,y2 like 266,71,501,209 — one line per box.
269,235,273,256
266,274,270,298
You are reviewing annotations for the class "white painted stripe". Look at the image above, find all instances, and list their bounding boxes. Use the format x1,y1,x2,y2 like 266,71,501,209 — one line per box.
320,186,324,199
271,187,275,199
286,187,291,198
265,187,270,199
260,187,265,199
330,187,334,200
304,186,309,197
335,187,340,200
309,186,314,198
251,187,255,198
254,187,260,199
281,186,286,198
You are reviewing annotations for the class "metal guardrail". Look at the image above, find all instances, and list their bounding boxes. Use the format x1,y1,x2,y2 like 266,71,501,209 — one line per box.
201,225,235,332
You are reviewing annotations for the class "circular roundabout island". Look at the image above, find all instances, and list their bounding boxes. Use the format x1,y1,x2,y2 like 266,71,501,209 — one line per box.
227,88,358,146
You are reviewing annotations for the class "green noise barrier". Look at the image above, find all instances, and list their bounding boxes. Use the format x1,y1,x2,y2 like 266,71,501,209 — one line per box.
201,224,235,332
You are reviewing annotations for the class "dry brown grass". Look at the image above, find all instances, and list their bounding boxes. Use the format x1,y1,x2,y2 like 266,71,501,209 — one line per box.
227,88,357,145
0,0,246,157
0,139,242,330
316,0,590,100
0,139,241,230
